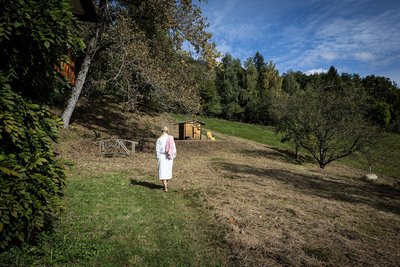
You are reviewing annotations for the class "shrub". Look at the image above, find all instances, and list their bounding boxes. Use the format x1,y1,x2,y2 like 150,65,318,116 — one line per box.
0,0,81,250
0,82,65,250
369,101,391,128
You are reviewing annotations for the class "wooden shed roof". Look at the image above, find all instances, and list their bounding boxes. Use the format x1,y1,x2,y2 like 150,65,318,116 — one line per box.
175,119,206,125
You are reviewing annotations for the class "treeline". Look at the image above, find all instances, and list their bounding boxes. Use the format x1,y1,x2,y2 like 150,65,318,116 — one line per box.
198,52,400,132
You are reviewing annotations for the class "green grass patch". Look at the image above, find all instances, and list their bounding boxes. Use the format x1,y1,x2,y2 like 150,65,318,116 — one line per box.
0,171,229,266
342,132,400,178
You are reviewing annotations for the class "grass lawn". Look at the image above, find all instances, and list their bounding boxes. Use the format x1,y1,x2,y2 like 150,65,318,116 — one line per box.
173,114,400,179
0,170,229,266
343,132,400,178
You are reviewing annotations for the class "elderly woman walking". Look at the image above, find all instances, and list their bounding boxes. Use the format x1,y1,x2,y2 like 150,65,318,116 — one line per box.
156,126,177,191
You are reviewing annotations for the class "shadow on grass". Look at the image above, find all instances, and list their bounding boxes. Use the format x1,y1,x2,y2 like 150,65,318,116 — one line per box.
239,148,314,165
213,161,400,215
130,179,163,190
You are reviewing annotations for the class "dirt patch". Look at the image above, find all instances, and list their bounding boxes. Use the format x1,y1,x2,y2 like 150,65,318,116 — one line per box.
60,111,400,267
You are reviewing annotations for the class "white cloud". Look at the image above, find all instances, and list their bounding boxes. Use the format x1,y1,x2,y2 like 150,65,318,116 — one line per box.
225,24,264,42
202,0,400,83
279,6,400,70
321,51,338,61
336,13,396,61
305,68,327,75
215,41,233,57
354,51,376,61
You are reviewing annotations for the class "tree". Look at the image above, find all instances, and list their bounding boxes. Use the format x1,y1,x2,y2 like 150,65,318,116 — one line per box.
242,57,259,122
362,75,400,131
276,80,375,169
282,70,301,95
253,51,266,105
326,66,339,82
61,0,106,127
261,61,283,124
369,101,391,128
215,54,244,120
199,64,222,116
252,52,282,124
61,0,217,127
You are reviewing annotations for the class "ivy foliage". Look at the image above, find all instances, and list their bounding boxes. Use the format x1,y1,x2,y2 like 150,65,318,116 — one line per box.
0,77,66,250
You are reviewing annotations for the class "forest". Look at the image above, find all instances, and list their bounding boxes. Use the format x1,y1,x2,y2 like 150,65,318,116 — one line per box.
1,0,399,259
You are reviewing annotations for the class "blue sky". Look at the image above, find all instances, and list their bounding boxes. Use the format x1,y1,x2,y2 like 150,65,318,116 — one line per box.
198,0,400,85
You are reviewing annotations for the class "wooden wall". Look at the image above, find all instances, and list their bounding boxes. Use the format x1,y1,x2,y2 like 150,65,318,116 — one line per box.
179,123,202,140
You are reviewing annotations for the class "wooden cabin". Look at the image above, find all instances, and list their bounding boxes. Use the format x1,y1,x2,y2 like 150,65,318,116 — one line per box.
56,0,97,85
176,120,206,140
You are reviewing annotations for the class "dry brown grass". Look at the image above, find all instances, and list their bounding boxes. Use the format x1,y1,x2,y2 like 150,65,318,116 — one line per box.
59,103,400,267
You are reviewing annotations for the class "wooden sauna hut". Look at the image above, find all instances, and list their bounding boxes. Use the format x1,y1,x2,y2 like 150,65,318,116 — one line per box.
176,119,205,140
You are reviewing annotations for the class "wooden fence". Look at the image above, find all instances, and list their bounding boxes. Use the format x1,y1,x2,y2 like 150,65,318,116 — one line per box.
95,139,138,157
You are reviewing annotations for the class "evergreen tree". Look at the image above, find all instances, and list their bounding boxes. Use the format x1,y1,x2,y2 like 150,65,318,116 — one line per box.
282,70,301,95
251,52,283,124
322,66,341,91
199,66,222,116
253,51,266,101
259,60,283,124
242,58,259,122
215,54,244,120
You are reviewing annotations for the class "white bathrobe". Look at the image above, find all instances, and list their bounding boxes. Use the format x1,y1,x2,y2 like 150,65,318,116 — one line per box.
156,134,176,180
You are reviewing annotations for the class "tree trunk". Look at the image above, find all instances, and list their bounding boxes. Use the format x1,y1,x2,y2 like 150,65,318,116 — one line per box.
61,29,98,128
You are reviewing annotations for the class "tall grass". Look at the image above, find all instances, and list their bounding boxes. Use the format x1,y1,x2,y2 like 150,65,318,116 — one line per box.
173,114,400,178
0,171,229,266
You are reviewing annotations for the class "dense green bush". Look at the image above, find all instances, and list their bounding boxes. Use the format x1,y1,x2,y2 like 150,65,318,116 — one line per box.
0,81,65,250
0,0,82,250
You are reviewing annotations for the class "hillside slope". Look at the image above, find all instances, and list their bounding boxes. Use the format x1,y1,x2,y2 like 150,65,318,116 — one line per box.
57,99,400,266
